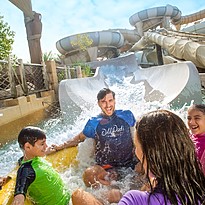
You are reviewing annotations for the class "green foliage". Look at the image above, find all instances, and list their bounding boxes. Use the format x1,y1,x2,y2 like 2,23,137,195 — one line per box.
10,54,18,67
72,62,94,77
57,70,65,82
82,64,93,77
70,34,93,51
43,51,64,65
0,15,15,60
43,51,54,61
70,34,94,77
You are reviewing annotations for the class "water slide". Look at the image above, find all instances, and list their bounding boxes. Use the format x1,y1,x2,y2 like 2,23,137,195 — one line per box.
56,5,183,60
125,6,205,69
144,31,205,68
56,4,205,69
59,53,202,116
57,5,204,112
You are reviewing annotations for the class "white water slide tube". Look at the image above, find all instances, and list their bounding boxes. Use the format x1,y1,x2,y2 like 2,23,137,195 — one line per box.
56,5,182,55
56,31,125,55
175,9,205,29
59,54,202,117
144,31,205,68
129,4,181,35
183,21,205,34
56,4,205,69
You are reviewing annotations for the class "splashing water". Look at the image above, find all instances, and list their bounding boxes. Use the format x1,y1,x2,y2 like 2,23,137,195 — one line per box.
0,74,190,204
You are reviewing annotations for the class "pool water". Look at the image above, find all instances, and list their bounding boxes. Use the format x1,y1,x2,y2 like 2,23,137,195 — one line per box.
0,78,198,204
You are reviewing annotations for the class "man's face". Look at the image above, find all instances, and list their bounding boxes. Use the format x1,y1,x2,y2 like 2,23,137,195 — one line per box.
98,93,115,116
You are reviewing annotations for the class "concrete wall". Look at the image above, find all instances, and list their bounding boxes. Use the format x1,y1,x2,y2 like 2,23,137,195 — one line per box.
0,60,59,145
0,90,56,145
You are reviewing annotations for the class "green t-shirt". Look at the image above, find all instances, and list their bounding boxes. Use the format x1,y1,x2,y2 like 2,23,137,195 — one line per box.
15,157,70,205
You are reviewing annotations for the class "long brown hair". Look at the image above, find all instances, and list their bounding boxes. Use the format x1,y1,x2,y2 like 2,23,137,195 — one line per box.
136,110,205,205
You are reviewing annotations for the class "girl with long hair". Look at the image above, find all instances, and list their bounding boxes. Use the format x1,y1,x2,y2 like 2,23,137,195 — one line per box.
118,110,205,205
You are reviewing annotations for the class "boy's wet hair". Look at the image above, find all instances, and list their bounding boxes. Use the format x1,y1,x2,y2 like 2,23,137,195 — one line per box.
18,126,46,149
97,88,115,101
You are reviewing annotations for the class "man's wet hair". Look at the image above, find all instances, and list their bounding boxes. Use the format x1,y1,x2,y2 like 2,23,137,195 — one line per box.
97,88,115,101
18,126,46,149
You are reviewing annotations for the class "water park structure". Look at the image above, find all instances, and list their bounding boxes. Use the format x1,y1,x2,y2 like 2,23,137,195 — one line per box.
1,1,205,204
1,1,204,142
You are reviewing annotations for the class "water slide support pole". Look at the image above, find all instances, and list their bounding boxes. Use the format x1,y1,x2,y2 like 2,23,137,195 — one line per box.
156,44,164,65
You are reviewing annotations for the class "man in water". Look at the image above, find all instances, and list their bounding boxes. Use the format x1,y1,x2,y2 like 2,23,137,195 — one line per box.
48,88,138,187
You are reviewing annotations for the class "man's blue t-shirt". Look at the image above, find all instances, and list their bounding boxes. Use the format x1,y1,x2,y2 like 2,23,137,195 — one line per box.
83,110,136,167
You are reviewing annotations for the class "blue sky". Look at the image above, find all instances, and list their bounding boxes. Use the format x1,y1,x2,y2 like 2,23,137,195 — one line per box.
1,0,205,62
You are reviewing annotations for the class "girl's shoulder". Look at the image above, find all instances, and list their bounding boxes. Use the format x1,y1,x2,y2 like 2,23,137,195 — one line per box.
119,190,173,205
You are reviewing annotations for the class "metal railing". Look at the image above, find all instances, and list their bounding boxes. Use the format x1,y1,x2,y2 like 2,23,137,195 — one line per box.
0,57,93,108
0,57,48,103
56,65,83,81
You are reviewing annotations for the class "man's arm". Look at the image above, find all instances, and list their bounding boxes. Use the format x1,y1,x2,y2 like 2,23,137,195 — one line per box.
46,132,86,154
61,132,86,149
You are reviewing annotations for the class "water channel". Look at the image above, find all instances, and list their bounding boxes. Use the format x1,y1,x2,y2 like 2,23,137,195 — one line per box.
0,74,197,204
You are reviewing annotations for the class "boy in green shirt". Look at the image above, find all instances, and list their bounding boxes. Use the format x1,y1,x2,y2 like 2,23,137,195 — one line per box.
12,126,70,205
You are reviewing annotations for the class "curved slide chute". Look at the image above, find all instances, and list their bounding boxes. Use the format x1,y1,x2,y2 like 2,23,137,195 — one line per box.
182,21,205,34
56,30,124,55
131,30,205,69
56,4,182,59
174,9,205,29
59,54,202,116
56,4,205,68
129,4,181,34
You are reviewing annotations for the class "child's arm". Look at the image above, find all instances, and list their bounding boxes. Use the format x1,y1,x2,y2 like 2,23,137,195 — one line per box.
12,162,35,204
11,194,25,205
46,132,86,155
0,176,11,189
